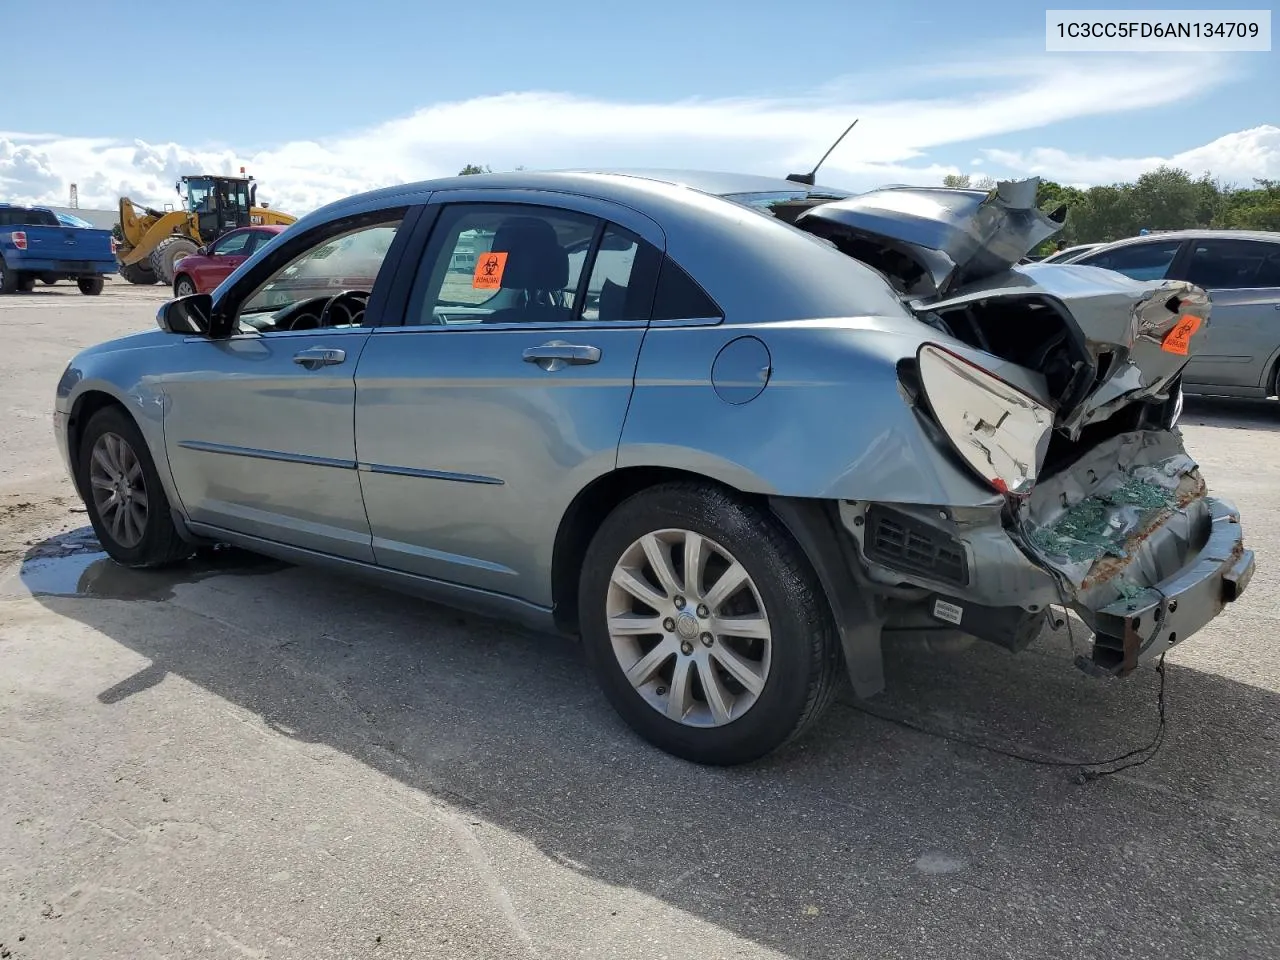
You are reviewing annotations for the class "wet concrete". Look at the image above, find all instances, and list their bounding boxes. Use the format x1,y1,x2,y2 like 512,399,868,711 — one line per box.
0,527,287,602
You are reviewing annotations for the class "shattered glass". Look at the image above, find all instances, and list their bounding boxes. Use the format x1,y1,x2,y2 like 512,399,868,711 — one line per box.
1021,431,1204,595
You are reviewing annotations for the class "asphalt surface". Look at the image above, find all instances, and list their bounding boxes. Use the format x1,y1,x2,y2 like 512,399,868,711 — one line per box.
1,283,1277,960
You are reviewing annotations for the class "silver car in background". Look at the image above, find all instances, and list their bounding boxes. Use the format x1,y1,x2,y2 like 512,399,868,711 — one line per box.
53,171,1255,765
1065,229,1280,400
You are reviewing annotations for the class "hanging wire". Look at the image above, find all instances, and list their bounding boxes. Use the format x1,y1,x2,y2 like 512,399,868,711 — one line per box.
842,650,1169,782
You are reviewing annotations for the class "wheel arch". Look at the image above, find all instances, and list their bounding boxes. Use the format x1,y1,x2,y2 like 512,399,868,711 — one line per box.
550,466,770,634
66,390,131,500
550,465,888,700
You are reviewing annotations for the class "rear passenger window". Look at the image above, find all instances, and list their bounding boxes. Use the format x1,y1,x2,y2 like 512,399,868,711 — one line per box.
579,226,654,322
412,204,668,326
651,255,723,321
1184,239,1280,289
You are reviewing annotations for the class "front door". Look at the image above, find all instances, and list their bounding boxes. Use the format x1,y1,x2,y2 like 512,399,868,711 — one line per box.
192,229,255,292
353,198,663,605
161,214,407,561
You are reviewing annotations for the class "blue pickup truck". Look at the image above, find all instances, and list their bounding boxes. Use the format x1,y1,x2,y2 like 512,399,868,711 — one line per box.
0,203,117,295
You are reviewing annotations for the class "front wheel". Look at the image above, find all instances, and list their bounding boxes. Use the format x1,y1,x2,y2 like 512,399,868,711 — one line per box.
174,275,197,298
76,406,192,567
578,482,842,765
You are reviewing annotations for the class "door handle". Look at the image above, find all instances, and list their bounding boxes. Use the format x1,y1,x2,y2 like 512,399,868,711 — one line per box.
292,347,346,369
522,341,601,372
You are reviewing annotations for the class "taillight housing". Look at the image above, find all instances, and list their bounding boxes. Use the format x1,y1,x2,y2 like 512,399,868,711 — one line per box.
110,236,120,255
11,230,27,250
916,343,1053,496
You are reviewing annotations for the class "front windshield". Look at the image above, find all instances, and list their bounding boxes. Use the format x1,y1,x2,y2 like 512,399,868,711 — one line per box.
186,178,214,214
241,221,400,316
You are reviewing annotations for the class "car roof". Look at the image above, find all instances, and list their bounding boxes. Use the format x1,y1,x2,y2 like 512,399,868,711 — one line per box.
303,168,853,223
1086,229,1280,251
252,168,914,330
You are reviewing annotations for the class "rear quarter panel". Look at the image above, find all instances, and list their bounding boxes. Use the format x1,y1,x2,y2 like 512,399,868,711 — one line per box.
618,315,1004,508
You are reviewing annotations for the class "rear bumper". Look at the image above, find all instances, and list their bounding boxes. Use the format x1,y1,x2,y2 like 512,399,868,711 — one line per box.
1081,497,1254,675
9,258,116,276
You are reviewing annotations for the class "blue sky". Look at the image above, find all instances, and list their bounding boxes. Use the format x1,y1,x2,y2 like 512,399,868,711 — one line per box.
2,0,1276,212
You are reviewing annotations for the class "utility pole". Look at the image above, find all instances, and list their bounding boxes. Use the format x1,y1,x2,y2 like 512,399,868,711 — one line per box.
69,183,79,209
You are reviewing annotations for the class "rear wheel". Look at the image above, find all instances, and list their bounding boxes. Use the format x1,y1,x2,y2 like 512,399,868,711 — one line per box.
76,406,192,567
174,274,197,298
0,259,19,294
578,482,842,765
78,276,104,296
150,236,199,286
119,260,158,285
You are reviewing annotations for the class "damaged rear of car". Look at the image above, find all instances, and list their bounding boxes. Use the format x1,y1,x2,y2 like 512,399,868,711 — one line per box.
787,178,1255,683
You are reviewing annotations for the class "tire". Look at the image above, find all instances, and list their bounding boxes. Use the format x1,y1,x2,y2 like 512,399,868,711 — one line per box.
173,274,197,298
76,405,192,568
40,274,58,285
17,274,35,293
119,260,158,285
149,236,199,286
578,482,842,765
0,259,18,294
78,276,104,296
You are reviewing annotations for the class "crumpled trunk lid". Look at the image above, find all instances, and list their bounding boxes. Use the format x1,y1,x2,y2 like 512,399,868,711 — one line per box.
795,177,1066,298
795,177,1211,438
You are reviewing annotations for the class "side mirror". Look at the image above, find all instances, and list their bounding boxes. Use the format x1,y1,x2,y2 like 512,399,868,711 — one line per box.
195,245,209,256
157,294,214,336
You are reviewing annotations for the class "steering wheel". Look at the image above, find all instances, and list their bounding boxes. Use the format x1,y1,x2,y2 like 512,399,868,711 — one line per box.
318,290,371,329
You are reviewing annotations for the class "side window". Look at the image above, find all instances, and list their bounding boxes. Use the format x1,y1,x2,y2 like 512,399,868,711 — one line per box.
1078,240,1182,281
578,226,660,322
414,204,596,326
210,232,252,256
651,254,723,321
237,218,402,329
1183,239,1280,290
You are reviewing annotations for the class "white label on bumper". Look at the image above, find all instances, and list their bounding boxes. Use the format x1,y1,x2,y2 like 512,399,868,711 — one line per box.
933,599,964,625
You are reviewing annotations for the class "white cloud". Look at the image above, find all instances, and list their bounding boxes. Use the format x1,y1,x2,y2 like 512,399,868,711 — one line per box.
983,124,1280,187
0,51,1256,215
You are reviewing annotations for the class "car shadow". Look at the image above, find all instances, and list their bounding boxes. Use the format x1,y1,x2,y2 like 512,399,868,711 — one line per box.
16,530,1280,959
1182,394,1280,433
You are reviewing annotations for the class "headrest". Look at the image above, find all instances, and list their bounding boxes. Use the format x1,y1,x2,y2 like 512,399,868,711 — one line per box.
490,217,569,291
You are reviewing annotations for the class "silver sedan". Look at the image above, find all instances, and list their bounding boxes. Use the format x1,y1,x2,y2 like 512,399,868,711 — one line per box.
54,170,1255,764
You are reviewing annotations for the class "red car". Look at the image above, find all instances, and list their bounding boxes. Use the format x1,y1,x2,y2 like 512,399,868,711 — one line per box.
171,225,287,296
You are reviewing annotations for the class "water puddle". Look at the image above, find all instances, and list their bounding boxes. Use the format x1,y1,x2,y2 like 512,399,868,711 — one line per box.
1,527,288,601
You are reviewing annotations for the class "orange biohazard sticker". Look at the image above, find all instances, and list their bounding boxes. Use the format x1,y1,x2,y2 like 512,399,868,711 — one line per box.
472,251,507,289
1161,315,1202,356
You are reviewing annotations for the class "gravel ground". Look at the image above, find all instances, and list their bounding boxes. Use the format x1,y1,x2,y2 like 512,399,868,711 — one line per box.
1,285,1277,960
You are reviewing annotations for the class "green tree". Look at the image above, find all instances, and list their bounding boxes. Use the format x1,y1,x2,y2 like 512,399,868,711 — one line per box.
458,163,492,176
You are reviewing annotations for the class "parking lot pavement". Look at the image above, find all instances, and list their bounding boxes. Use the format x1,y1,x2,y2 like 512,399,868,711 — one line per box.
1,289,1277,960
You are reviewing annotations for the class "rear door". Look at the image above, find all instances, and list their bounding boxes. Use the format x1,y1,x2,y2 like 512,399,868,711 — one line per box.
352,193,664,604
1169,237,1280,391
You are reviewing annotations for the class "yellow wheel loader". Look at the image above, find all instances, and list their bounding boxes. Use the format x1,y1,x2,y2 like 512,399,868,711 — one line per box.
116,173,297,285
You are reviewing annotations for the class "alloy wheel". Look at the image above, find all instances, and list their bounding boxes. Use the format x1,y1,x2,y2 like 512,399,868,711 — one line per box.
606,528,772,727
89,431,149,548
